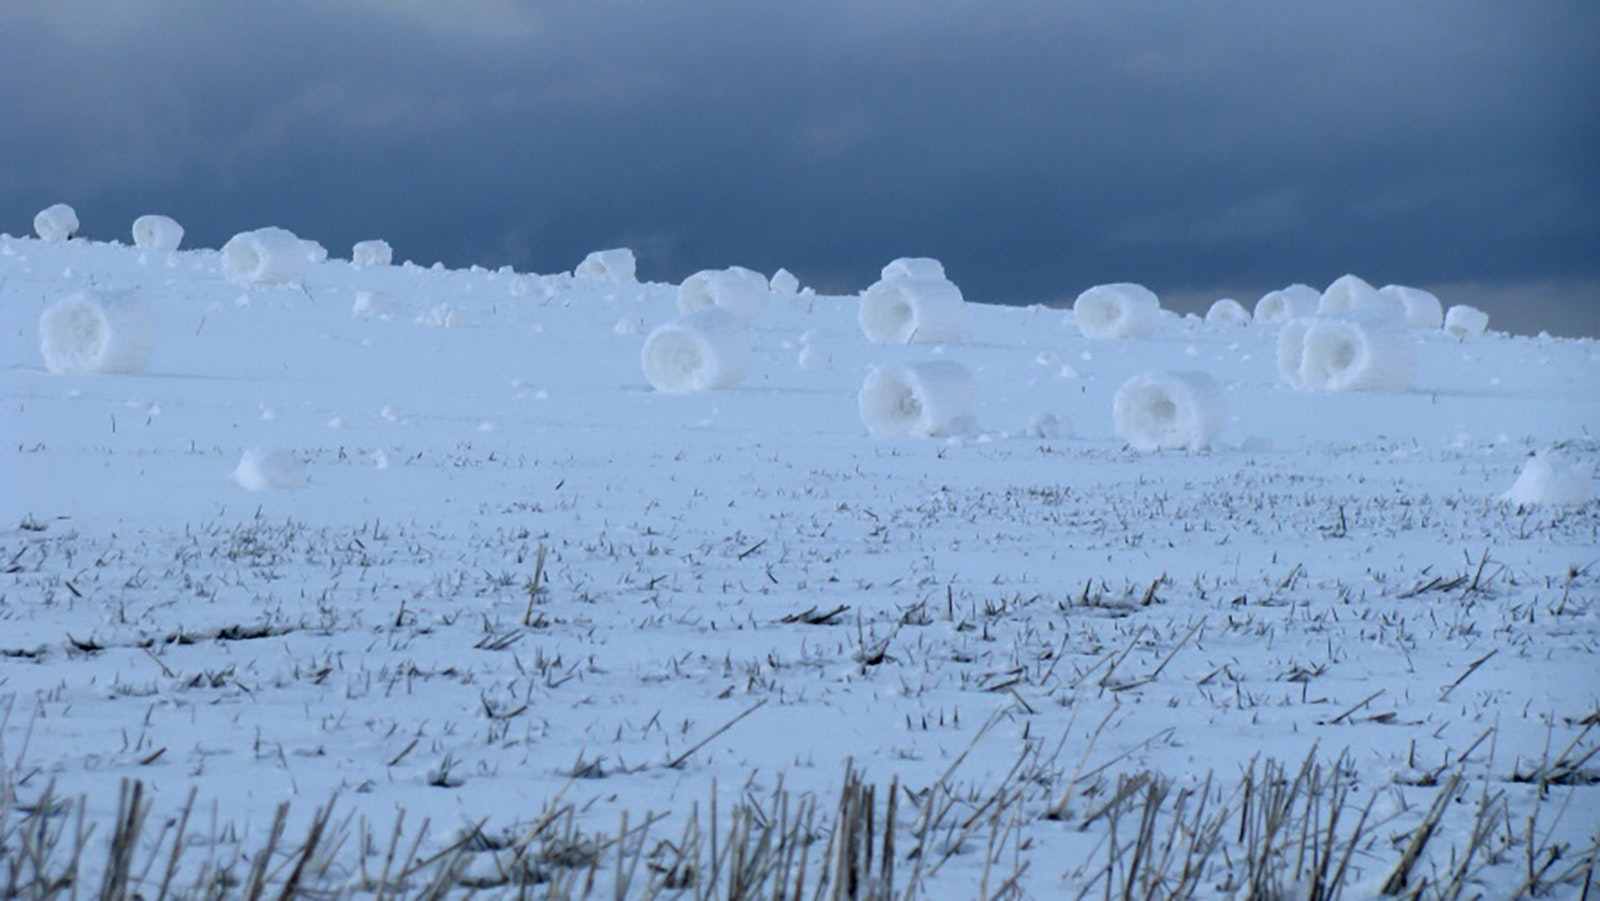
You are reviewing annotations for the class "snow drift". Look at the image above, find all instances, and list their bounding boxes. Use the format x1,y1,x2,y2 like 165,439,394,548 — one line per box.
222,227,308,285
1288,315,1415,392
1254,285,1320,324
641,307,750,393
677,266,770,322
1072,283,1162,340
576,248,636,282
131,215,184,251
352,240,393,267
1113,370,1223,452
1445,305,1490,339
38,290,156,375
34,203,79,243
858,360,978,438
858,267,966,345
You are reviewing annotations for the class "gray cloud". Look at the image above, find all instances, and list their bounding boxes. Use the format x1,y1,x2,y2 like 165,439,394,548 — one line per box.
3,1,1595,335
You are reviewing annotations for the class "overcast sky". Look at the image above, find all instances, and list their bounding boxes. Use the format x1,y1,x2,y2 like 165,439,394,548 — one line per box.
4,2,1596,336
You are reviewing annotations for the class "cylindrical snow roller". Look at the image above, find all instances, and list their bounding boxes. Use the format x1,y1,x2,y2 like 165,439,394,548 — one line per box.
1072,283,1162,339
1444,305,1489,339
859,276,967,344
132,214,183,251
1317,274,1393,316
1296,315,1415,392
352,239,392,267
34,203,79,242
880,257,946,282
1254,284,1320,323
1206,298,1251,326
1378,284,1443,329
232,448,309,491
39,290,156,375
222,227,308,284
641,307,750,393
677,266,771,322
858,360,979,438
576,248,636,282
1113,370,1224,452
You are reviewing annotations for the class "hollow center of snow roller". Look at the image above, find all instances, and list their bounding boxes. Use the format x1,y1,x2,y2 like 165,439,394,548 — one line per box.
867,287,915,338
1147,396,1177,427
228,246,263,279
654,333,704,389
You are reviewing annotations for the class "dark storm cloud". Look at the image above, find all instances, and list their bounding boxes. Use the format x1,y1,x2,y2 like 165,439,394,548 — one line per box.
3,2,1596,335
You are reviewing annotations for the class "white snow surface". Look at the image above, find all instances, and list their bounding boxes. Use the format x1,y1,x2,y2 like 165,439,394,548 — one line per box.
2,231,1598,898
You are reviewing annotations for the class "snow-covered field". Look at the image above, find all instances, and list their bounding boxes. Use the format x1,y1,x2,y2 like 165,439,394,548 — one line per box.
2,221,1597,898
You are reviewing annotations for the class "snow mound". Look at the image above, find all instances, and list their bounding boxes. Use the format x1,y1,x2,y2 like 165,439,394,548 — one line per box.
1206,298,1251,326
1444,304,1489,339
1501,450,1593,507
641,307,750,393
232,448,309,492
352,240,393,267
1378,284,1444,329
576,248,636,283
38,290,156,375
34,203,79,243
677,266,771,323
302,240,329,264
132,215,184,251
858,360,977,438
1072,283,1161,340
1113,370,1223,451
1254,284,1320,324
859,271,966,345
222,227,308,285
1293,315,1415,392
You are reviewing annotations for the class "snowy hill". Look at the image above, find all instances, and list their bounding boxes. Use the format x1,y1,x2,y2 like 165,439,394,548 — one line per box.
2,222,1597,898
